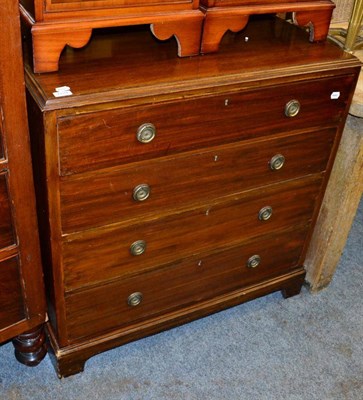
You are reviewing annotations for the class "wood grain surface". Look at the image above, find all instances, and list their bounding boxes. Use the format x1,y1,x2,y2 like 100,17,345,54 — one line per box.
59,128,336,233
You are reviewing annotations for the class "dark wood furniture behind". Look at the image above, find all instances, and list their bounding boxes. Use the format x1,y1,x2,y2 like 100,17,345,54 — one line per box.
200,0,336,53
24,17,361,378
0,0,46,365
19,0,204,73
20,0,337,73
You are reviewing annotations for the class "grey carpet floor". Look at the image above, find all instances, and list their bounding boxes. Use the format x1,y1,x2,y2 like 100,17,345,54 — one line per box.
1,143,362,400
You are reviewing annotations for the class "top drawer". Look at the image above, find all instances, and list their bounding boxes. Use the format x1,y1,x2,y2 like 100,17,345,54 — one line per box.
57,75,354,175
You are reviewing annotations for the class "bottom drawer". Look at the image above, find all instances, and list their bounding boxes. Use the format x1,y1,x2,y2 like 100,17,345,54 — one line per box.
65,227,308,342
0,257,25,330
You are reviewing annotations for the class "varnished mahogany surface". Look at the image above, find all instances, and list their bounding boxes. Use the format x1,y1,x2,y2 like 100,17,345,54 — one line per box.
60,128,335,233
62,175,322,291
0,0,46,349
202,0,326,5
65,227,308,342
24,17,361,377
20,0,199,18
198,1,335,54
25,18,359,110
0,258,25,330
20,0,203,72
0,174,15,249
57,76,352,175
0,119,4,159
45,0,196,12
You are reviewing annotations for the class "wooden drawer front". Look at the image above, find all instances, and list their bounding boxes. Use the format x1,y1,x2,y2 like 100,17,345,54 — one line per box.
63,176,322,291
0,257,25,329
60,128,335,233
201,0,314,6
45,0,195,13
0,173,15,249
57,76,353,176
65,227,307,342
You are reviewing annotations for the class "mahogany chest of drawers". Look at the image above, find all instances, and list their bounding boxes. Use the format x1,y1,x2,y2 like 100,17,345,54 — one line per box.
24,17,361,377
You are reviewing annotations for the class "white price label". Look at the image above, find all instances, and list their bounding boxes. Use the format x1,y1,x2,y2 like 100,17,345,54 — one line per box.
53,90,73,97
331,91,340,100
53,86,73,97
55,86,71,92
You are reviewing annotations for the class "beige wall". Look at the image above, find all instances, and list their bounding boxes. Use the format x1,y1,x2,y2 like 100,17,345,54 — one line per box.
332,0,354,22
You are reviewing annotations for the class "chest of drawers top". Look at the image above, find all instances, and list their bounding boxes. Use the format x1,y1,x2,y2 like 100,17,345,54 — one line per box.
25,17,360,113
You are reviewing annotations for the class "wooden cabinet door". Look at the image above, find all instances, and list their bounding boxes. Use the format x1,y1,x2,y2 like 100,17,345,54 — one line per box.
0,0,46,350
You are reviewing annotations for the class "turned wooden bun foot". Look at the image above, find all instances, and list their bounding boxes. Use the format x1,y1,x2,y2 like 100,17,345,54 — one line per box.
12,325,47,366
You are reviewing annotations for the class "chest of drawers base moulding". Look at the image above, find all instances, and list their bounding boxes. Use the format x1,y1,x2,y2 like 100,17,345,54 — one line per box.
200,0,335,53
19,4,204,73
46,269,306,378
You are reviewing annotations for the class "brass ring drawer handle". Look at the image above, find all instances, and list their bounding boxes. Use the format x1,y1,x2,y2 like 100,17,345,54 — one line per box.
258,206,273,221
133,184,151,202
247,255,261,268
127,292,143,307
137,123,156,143
269,154,285,171
284,99,301,117
130,240,146,256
